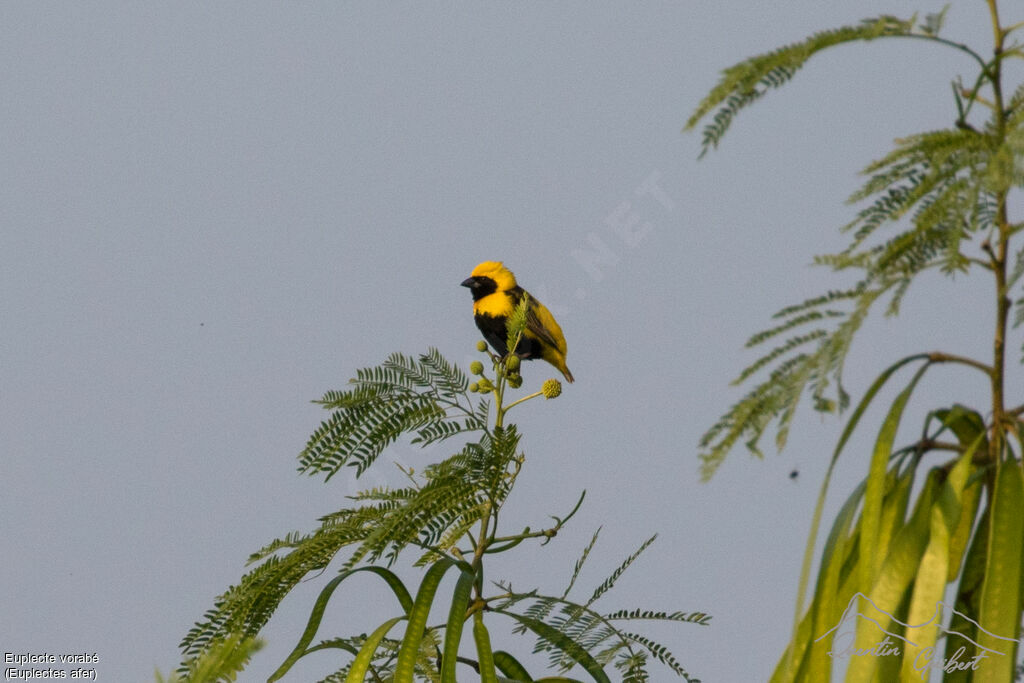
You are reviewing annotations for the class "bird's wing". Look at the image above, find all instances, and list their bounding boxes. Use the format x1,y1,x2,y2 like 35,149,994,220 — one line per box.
525,295,567,355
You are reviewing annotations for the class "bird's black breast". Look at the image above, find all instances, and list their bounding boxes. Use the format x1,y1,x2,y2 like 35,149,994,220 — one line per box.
474,313,543,359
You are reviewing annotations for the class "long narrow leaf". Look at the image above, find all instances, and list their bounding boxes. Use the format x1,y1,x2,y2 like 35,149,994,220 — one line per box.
899,447,974,680
974,459,1024,682
876,466,914,569
790,354,929,677
395,559,457,683
844,469,940,682
944,506,990,683
493,650,533,681
441,568,477,683
344,616,407,683
947,473,983,581
770,604,816,683
493,609,612,683
860,363,931,592
269,566,414,681
473,611,499,683
805,479,868,681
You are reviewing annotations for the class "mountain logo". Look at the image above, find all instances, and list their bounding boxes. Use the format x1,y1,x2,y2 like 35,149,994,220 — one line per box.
813,593,1022,678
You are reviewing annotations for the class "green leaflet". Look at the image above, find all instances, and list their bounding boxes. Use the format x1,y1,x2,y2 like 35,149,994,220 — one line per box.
860,362,930,592
794,541,865,683
974,459,1024,682
394,559,458,682
493,650,533,681
932,407,988,582
944,506,990,683
473,611,499,683
493,655,588,683
947,472,983,582
440,567,476,683
804,479,869,681
770,605,815,683
876,466,914,583
344,616,407,683
898,447,974,681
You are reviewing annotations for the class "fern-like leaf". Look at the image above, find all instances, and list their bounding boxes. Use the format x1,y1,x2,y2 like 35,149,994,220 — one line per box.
587,535,657,607
699,120,998,477
686,15,916,156
298,349,485,480
494,585,704,682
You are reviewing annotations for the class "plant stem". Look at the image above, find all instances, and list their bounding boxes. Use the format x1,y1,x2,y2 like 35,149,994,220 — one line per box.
927,351,995,376
987,0,1004,53
503,390,544,412
987,0,1010,464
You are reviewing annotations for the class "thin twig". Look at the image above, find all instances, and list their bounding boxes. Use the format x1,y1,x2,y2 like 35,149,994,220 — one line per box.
927,351,995,376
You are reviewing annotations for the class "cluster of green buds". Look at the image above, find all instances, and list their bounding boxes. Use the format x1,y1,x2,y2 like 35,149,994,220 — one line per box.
468,340,561,401
467,357,494,394
505,352,523,388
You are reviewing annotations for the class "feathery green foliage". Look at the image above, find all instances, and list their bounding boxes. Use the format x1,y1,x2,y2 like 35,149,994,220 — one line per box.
156,634,263,683
178,344,707,681
686,15,918,157
692,3,1024,681
689,7,1024,479
494,530,705,682
299,348,487,479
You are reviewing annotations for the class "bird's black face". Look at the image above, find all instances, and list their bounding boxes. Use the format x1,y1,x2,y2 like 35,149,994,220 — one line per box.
460,275,498,302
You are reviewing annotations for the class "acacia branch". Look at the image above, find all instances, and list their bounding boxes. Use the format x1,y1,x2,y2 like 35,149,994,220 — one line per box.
927,351,995,376
487,490,587,550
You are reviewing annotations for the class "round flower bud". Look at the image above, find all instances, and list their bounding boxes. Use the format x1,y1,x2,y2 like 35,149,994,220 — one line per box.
507,374,523,388
542,379,562,399
506,355,521,371
469,382,479,393
476,340,489,352
469,360,484,376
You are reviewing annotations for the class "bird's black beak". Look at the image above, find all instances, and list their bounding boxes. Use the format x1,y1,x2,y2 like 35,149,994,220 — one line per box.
460,277,476,288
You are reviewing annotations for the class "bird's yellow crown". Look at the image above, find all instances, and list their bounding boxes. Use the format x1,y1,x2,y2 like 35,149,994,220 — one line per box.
470,261,517,292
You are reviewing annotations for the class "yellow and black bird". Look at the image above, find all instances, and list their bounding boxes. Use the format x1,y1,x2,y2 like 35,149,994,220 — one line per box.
461,261,574,383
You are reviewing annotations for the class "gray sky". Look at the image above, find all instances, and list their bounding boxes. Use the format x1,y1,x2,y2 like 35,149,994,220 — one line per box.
3,2,1018,681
